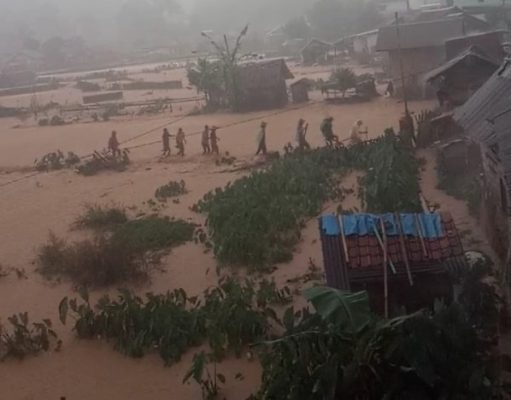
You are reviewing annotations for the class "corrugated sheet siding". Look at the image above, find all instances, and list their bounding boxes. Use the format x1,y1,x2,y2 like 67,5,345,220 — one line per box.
453,60,511,145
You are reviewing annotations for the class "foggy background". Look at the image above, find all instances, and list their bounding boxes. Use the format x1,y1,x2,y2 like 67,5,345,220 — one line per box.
0,0,383,55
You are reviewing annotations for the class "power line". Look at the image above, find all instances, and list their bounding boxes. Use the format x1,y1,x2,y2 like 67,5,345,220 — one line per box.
0,101,320,189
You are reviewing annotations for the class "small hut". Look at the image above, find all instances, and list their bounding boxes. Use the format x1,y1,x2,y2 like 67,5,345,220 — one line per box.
289,78,310,103
237,59,294,111
301,39,332,66
319,212,466,314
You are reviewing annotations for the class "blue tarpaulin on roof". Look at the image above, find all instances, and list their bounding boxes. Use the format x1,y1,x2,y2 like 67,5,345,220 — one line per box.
320,213,444,238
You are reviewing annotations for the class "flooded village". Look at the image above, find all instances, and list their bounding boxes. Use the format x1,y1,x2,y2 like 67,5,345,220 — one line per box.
1,0,511,399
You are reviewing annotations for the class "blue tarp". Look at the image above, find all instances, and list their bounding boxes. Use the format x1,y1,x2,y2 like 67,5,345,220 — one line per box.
320,213,444,238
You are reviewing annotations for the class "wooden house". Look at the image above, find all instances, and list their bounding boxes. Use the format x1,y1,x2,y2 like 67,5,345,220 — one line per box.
301,39,332,66
237,58,294,111
376,15,489,98
319,212,466,314
424,46,499,107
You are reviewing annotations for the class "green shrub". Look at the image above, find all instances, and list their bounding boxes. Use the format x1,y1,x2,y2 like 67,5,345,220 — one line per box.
0,313,59,361
111,216,195,253
155,180,187,200
437,165,482,217
193,134,421,268
75,204,128,229
59,277,286,365
36,233,149,288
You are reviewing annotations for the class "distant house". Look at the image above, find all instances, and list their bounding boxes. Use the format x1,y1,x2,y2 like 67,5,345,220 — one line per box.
453,60,511,260
319,212,466,314
376,15,489,97
424,46,499,107
301,39,332,66
445,30,506,61
237,59,294,111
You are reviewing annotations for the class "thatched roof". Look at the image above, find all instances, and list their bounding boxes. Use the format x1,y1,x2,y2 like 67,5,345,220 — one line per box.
238,59,294,90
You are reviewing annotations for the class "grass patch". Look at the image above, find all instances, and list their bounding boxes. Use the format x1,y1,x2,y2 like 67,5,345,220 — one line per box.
74,204,128,229
155,180,187,200
111,216,195,253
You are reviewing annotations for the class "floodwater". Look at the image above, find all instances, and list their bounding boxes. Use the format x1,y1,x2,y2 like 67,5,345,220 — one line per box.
0,65,482,399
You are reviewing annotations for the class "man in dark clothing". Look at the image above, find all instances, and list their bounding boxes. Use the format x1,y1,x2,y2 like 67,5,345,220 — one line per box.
201,125,211,154
176,128,186,157
108,131,121,157
256,121,267,155
320,117,339,147
162,128,171,157
210,126,220,155
296,118,310,151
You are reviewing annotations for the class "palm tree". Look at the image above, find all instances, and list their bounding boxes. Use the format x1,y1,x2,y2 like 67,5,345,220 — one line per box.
200,25,248,111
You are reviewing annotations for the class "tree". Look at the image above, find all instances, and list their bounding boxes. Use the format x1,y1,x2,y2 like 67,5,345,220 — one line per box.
331,68,356,97
199,26,249,111
283,16,312,40
187,59,224,109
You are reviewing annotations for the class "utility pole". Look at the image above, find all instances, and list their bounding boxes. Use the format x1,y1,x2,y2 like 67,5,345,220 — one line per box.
395,12,409,116
406,0,411,12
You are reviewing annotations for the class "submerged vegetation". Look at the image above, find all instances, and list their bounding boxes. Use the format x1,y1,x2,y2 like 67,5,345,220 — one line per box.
37,215,195,287
76,150,130,176
193,133,421,268
58,277,291,365
34,150,80,172
74,204,128,229
36,233,150,288
56,262,503,399
155,180,187,200
0,313,59,361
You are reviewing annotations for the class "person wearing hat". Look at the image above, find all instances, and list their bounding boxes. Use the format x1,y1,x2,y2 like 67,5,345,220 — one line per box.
350,120,367,145
162,128,172,157
296,118,310,151
201,125,211,154
176,128,186,157
320,117,338,147
256,121,268,155
210,126,220,155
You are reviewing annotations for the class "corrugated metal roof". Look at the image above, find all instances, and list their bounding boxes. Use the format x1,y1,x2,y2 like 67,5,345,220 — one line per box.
453,60,511,145
491,105,511,204
376,16,486,51
423,46,499,82
319,212,465,288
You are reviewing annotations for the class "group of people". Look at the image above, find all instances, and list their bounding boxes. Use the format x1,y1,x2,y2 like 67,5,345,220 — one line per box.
162,128,186,157
106,117,368,160
201,125,220,155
